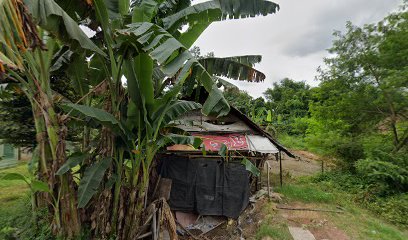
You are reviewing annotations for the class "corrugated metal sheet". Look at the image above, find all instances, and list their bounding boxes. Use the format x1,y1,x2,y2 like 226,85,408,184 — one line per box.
246,135,279,154
174,121,252,132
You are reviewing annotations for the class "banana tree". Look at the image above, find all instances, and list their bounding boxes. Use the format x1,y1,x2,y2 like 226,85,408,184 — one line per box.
0,0,107,237
1,0,279,238
64,1,278,237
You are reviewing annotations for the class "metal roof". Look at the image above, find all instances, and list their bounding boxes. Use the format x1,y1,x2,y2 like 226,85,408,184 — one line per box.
247,135,279,154
172,107,295,157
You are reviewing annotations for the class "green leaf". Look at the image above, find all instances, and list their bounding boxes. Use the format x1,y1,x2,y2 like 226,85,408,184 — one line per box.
56,152,89,175
241,158,260,177
67,53,89,96
163,0,279,47
153,100,202,129
2,173,29,184
77,157,112,208
218,143,227,157
25,0,106,57
63,103,132,140
199,56,265,82
93,0,114,46
266,110,272,122
123,58,142,107
104,0,121,18
31,180,51,193
49,47,73,72
28,146,40,175
201,144,207,156
222,55,263,67
132,0,158,22
164,0,279,29
88,56,107,86
165,134,203,149
135,53,154,106
178,23,210,49
202,84,230,117
216,77,238,90
119,22,231,117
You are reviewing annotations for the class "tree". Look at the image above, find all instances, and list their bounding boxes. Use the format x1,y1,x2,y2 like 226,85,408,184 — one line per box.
263,78,312,135
264,78,311,119
0,0,281,238
224,88,254,111
315,7,408,150
0,87,36,148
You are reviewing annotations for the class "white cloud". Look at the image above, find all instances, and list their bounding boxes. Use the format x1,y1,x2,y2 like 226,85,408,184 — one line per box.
192,0,401,98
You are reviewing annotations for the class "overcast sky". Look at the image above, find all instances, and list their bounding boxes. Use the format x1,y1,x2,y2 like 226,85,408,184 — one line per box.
192,0,402,98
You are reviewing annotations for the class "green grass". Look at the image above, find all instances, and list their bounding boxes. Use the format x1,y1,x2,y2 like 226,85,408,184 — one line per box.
329,202,408,240
270,179,408,240
275,184,335,203
256,224,292,240
277,134,308,151
0,163,54,240
255,202,293,240
277,134,335,157
0,163,31,239
0,163,30,205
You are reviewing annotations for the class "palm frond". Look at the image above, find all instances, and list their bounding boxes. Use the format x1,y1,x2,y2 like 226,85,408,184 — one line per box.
199,56,265,82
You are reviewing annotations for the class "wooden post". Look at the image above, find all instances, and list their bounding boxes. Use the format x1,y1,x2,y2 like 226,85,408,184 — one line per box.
17,147,21,161
321,159,324,173
266,161,271,197
279,151,283,187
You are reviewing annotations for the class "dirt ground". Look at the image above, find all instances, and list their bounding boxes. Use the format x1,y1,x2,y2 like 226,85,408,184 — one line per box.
267,150,323,177
178,198,269,240
278,202,350,240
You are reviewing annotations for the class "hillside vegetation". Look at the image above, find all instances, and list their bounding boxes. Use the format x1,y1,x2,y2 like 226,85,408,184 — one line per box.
227,5,408,228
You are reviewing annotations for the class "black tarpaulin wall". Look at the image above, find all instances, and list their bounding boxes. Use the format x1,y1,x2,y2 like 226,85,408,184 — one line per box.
160,155,250,219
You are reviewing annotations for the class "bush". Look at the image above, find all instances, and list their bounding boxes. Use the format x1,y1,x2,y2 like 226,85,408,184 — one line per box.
288,117,310,136
366,193,408,226
312,171,369,194
312,171,408,227
304,130,345,156
277,134,308,150
356,150,408,195
0,197,53,240
335,141,365,171
361,133,394,156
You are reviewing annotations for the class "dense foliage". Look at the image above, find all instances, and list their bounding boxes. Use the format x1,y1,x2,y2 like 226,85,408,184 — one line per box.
226,4,408,225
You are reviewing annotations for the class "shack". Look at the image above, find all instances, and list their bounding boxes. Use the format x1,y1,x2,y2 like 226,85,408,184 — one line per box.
156,107,294,224
0,142,19,168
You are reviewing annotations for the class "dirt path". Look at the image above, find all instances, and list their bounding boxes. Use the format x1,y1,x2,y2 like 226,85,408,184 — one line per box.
277,202,350,240
268,150,322,177
266,150,350,240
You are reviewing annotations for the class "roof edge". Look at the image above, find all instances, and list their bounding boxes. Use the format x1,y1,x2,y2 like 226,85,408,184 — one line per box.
230,107,295,158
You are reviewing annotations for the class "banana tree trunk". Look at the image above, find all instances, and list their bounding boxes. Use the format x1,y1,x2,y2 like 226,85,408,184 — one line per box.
30,87,81,238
